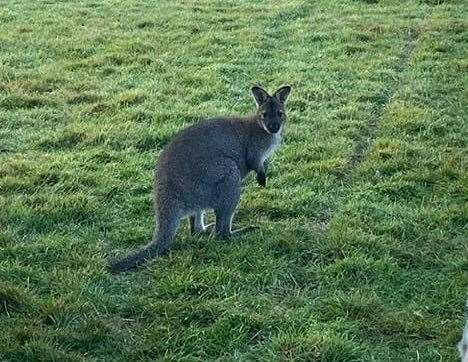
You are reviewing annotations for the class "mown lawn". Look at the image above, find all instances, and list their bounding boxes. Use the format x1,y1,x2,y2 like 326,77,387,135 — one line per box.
0,0,466,360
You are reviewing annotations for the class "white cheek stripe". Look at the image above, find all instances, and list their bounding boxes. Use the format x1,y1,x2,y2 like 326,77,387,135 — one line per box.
261,126,283,163
261,121,273,134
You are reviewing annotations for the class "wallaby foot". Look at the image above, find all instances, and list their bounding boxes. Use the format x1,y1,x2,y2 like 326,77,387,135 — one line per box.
218,225,259,239
189,212,216,235
215,202,241,239
189,211,206,235
215,209,258,239
204,222,215,232
232,225,260,235
215,211,234,239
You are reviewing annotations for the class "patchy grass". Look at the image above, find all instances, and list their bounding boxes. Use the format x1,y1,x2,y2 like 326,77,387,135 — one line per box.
0,0,466,360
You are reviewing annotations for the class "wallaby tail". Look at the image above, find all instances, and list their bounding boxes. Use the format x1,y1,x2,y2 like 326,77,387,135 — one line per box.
108,240,167,274
109,208,180,274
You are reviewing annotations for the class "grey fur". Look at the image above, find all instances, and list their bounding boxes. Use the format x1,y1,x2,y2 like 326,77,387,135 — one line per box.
459,301,468,362
460,322,468,362
109,85,291,273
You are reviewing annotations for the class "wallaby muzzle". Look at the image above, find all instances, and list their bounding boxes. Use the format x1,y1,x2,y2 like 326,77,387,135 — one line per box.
267,122,281,134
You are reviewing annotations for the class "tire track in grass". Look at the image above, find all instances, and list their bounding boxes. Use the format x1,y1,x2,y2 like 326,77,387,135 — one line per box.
319,11,434,230
231,2,428,230
336,6,436,182
254,3,431,230
343,26,421,175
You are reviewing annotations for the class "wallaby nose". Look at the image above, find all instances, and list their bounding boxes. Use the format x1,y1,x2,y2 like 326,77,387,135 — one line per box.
268,123,280,134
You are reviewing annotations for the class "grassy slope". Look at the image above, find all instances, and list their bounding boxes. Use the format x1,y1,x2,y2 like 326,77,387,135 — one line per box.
0,0,466,360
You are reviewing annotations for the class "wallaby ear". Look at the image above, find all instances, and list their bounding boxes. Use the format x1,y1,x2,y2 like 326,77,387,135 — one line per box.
251,86,270,106
274,85,292,104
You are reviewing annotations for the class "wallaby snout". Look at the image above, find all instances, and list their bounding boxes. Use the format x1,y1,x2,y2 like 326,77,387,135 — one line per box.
263,119,281,134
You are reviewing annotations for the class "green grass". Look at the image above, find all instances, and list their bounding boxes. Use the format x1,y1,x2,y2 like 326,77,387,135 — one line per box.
0,0,467,360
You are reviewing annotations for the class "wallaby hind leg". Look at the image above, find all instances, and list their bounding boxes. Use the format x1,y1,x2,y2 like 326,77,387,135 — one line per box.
214,168,259,238
214,170,241,239
215,208,235,238
215,208,257,238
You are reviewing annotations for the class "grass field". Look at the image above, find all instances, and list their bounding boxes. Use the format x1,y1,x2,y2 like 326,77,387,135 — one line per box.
1,0,467,360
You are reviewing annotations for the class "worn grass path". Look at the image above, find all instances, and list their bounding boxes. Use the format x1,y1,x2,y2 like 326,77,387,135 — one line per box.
0,0,466,360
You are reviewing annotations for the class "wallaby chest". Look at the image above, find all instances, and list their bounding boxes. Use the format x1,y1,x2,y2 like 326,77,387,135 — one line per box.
260,129,282,164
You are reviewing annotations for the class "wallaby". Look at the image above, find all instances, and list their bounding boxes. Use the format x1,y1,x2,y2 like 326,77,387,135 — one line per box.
109,85,291,273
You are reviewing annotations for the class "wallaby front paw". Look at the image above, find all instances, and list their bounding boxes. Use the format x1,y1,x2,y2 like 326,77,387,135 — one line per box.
256,173,266,187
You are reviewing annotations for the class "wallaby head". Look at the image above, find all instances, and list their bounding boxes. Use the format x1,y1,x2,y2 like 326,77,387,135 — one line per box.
251,85,291,134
